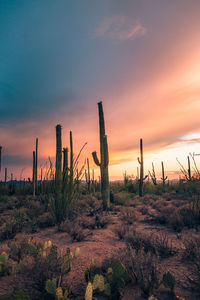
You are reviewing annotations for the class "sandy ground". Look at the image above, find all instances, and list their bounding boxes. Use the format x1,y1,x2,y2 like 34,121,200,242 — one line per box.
0,202,199,299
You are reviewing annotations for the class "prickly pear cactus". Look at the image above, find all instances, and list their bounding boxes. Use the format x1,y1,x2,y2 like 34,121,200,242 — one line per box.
163,271,175,291
45,279,57,295
56,287,63,298
85,282,93,300
0,252,8,263
93,274,105,291
74,247,80,257
104,282,111,296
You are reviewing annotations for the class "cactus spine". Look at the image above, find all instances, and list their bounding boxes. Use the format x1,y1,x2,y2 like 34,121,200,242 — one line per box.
92,101,109,209
161,161,168,188
137,139,147,197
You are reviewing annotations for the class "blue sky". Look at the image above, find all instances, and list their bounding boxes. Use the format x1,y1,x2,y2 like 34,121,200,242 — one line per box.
1,0,200,180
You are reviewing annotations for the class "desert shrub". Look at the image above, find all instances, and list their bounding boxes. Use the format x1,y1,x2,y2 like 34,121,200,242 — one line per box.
59,220,89,242
125,246,159,296
37,212,55,229
0,195,10,203
18,239,78,299
8,239,30,263
182,237,200,261
113,192,133,205
187,251,200,293
120,208,139,225
115,224,130,240
0,289,30,300
139,207,148,215
154,234,176,258
169,211,184,232
0,210,30,241
126,231,175,258
126,230,156,254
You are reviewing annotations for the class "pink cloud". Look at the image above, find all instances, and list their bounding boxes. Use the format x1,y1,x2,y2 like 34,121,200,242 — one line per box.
93,15,147,41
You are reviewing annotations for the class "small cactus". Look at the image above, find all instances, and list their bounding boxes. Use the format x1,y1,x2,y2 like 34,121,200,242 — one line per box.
85,281,93,300
45,278,57,295
163,271,175,291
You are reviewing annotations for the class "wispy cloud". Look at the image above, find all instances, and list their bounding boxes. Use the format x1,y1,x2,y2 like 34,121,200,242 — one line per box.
93,15,147,41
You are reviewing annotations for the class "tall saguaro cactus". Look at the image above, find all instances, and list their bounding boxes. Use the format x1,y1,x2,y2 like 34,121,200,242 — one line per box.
92,101,110,209
32,151,36,196
137,138,147,197
69,131,73,198
35,138,38,192
55,125,62,195
161,161,168,188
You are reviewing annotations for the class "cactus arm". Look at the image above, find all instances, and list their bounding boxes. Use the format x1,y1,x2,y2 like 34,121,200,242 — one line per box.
92,151,101,166
137,157,141,164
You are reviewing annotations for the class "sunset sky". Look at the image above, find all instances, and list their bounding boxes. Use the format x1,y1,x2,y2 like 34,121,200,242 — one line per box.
1,0,200,181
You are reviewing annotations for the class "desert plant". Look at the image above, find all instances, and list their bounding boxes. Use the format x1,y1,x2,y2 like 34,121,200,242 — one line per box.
126,246,159,296
161,161,168,190
137,139,148,197
149,163,157,185
92,101,110,210
0,251,11,276
85,259,130,299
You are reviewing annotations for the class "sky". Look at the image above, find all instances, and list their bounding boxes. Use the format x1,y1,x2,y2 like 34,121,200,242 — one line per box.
1,0,200,181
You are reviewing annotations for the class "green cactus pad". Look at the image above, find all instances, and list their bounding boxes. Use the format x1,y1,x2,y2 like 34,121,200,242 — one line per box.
104,283,111,296
92,274,104,291
112,260,126,277
93,274,100,290
0,252,8,264
98,275,105,292
45,279,57,295
74,247,80,257
85,282,93,300
163,271,175,290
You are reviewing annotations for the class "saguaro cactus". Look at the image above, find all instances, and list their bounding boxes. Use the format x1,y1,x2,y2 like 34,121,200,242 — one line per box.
187,156,191,181
149,162,157,185
137,139,147,197
35,138,38,192
63,147,69,174
32,151,36,196
55,125,62,195
69,131,73,198
87,158,91,194
161,161,168,188
92,101,109,209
